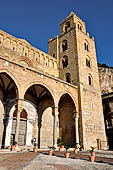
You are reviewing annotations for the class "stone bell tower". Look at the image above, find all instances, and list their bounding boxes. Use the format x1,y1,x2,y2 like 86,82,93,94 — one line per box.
48,12,107,149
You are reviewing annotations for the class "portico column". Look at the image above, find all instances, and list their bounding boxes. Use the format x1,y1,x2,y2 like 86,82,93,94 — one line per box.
74,113,79,144
15,100,23,143
53,107,59,147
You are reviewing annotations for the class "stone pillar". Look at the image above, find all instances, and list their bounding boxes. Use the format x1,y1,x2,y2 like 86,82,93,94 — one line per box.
53,107,59,147
15,100,23,143
74,114,79,144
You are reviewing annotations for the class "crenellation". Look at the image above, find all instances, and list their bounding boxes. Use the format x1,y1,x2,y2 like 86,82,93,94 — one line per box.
86,32,89,37
48,38,52,42
92,36,94,41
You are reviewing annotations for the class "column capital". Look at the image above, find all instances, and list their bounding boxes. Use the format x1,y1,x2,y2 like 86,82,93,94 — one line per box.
73,112,79,118
52,106,59,109
52,106,59,116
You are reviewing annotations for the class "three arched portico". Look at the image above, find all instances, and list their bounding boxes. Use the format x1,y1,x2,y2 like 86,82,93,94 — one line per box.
0,67,79,148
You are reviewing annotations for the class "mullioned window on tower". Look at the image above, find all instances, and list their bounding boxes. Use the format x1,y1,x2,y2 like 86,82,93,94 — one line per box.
62,40,68,52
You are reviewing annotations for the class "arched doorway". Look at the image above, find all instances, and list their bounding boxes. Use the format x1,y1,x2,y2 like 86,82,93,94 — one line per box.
18,109,27,146
24,84,55,148
0,72,18,148
58,93,76,147
11,109,27,146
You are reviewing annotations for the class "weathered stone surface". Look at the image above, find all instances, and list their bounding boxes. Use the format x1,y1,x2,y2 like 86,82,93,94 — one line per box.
99,66,113,95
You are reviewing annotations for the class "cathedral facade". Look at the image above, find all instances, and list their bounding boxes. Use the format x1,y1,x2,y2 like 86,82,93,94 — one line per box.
0,12,107,150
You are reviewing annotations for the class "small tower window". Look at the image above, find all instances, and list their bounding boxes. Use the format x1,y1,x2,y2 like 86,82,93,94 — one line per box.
107,119,112,128
66,73,71,83
88,75,92,85
65,22,70,32
87,45,89,51
62,55,68,68
53,53,55,58
78,24,82,31
62,40,68,52
66,22,70,28
86,58,90,68
84,42,89,52
84,43,87,50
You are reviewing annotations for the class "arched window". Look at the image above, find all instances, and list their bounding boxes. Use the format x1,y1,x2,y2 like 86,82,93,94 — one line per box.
62,40,68,52
66,73,71,83
87,44,89,51
65,22,70,32
62,55,68,68
20,109,27,119
66,22,70,28
88,75,92,85
84,43,87,50
84,41,89,52
78,24,82,31
86,57,91,68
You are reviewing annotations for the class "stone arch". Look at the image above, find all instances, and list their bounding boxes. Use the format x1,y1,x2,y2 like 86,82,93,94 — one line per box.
84,39,89,52
88,73,93,86
57,91,77,112
62,39,68,52
77,21,83,31
65,73,71,83
64,21,70,32
23,81,55,103
0,69,21,98
0,71,20,148
62,55,68,68
58,93,77,147
24,82,55,148
86,55,91,68
19,56,33,67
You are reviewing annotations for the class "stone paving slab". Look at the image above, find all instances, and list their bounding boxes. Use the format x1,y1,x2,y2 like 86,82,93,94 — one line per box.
0,151,38,170
22,153,113,170
0,151,113,170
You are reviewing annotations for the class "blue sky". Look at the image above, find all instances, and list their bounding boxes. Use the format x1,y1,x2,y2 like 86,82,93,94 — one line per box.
0,0,113,66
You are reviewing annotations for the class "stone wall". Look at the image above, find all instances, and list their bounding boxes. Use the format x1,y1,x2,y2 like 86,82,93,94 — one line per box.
0,30,58,77
59,95,75,147
98,66,113,94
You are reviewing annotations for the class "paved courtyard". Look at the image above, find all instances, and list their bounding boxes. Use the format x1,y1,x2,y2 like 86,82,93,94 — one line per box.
0,150,113,170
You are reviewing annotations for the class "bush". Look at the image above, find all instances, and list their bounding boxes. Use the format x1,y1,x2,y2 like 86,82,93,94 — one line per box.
88,146,95,154
48,146,56,151
33,142,37,148
64,145,70,153
57,137,64,147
